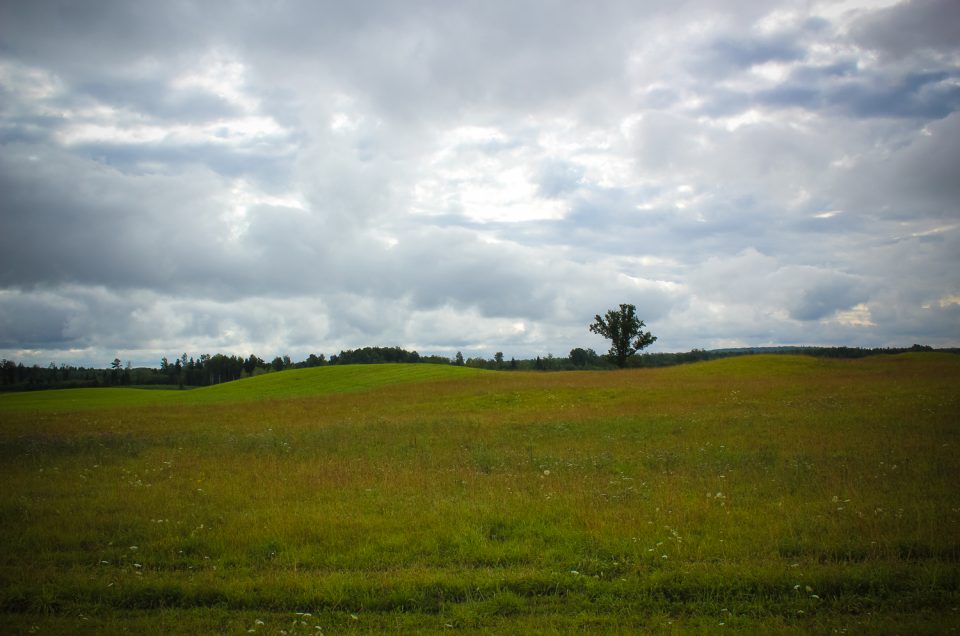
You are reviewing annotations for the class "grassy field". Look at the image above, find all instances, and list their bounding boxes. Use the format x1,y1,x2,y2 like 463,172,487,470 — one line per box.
0,354,958,633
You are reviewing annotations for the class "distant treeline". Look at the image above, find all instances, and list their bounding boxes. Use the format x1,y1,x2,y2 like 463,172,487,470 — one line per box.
0,353,275,391
328,346,450,366
1,344,956,392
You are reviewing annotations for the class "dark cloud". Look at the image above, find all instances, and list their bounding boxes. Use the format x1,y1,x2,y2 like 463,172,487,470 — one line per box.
787,275,868,322
821,69,960,119
0,145,245,294
694,56,960,121
851,0,960,59
0,292,70,348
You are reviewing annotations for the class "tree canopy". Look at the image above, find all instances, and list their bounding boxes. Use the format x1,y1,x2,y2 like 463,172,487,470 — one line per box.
589,303,657,367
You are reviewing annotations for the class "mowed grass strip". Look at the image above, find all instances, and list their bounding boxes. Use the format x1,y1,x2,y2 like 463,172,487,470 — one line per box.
1,354,958,633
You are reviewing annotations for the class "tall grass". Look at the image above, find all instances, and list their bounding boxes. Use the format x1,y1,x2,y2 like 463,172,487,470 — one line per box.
1,354,958,633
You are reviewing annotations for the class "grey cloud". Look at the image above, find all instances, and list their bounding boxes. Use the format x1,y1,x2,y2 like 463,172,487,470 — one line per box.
789,60,859,83
0,145,245,294
691,89,753,118
1,1,958,365
699,60,960,121
0,2,213,71
0,286,160,354
685,14,831,82
851,0,960,59
386,230,560,320
830,111,960,221
687,250,873,321
631,111,700,172
0,286,333,366
185,1,651,127
0,116,65,145
672,4,960,123
72,78,243,123
70,141,299,183
821,70,960,119
0,291,71,348
237,205,616,326
707,34,806,70
537,160,585,199
516,190,673,259
786,273,868,321
639,87,681,110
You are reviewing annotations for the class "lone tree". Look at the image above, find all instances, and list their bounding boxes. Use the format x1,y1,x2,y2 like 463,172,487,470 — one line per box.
589,303,657,368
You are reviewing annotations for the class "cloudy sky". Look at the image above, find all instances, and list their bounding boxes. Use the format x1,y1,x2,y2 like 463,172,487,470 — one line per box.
1,0,958,367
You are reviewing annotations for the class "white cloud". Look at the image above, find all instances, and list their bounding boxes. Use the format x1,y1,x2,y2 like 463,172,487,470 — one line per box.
830,303,876,327
170,52,260,114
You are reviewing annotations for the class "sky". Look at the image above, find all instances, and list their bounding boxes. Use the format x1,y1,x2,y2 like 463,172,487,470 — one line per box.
1,0,958,368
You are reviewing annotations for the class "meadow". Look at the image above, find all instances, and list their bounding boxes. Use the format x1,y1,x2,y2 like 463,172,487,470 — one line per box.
0,354,958,633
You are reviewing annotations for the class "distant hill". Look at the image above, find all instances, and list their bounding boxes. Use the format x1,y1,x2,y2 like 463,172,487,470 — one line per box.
0,363,484,412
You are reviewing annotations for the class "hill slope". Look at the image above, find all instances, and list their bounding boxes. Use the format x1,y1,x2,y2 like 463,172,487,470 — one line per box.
0,363,485,412
0,353,958,632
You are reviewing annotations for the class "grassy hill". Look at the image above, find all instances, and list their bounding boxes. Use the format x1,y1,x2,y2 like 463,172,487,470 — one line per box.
1,354,958,632
0,363,484,413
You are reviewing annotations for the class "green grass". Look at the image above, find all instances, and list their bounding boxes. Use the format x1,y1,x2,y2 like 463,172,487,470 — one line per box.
0,364,482,413
1,354,959,633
